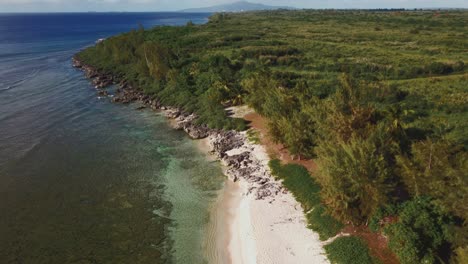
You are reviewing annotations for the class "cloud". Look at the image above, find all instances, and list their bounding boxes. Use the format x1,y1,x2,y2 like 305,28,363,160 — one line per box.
0,0,144,3
0,0,466,12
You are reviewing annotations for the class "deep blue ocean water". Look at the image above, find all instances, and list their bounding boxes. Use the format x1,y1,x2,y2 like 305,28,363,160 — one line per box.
0,13,225,263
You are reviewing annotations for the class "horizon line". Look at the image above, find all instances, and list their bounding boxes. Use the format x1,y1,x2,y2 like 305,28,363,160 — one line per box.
1,7,467,14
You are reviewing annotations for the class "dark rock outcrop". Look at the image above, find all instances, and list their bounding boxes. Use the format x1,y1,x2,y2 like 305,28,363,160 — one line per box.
211,131,245,157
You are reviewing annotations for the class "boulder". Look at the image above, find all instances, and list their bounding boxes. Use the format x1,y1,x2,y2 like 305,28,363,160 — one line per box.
211,131,245,155
256,183,282,200
98,90,108,96
165,109,181,119
184,124,211,139
223,152,251,168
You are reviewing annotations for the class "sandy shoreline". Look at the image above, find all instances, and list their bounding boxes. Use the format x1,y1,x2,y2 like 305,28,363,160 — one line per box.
225,140,328,264
196,108,329,264
73,56,328,263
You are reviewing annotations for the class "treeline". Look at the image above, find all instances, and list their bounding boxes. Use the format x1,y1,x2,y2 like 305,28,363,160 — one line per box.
77,10,468,263
79,27,247,130
248,72,467,263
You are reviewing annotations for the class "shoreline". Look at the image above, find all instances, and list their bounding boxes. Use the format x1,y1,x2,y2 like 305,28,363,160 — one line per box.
195,113,329,264
73,56,329,264
205,127,329,264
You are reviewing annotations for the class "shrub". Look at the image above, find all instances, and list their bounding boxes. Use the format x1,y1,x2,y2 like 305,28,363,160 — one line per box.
453,246,468,264
384,197,454,264
325,236,374,264
427,62,454,75
368,204,399,233
246,129,261,144
307,205,344,240
396,139,468,221
315,126,398,224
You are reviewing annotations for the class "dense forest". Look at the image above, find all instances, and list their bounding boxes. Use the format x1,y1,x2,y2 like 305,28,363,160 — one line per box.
77,10,467,263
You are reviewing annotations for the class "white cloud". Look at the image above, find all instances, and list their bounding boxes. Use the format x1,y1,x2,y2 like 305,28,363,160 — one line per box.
0,0,466,12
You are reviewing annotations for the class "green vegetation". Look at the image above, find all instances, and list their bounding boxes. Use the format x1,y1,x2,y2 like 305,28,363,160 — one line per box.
370,198,454,264
246,128,261,144
78,10,468,263
313,76,403,223
324,236,375,264
396,139,467,222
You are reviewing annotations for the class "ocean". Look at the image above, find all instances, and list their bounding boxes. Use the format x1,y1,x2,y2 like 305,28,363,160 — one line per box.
0,12,225,263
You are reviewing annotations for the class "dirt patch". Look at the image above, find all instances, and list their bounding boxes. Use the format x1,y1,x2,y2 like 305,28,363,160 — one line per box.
343,225,399,264
244,112,317,172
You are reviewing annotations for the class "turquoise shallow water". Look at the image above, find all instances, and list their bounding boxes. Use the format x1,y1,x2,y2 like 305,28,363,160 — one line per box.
0,13,224,263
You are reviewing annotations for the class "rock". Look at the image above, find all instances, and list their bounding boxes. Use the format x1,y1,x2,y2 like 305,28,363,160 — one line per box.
141,95,150,101
228,173,239,182
256,183,282,200
165,109,181,119
184,124,211,139
87,71,98,79
98,90,108,96
256,187,272,200
223,152,251,168
226,166,261,184
112,96,122,103
72,57,83,68
151,100,161,110
210,131,245,156
258,178,269,185
136,106,146,110
247,187,256,196
93,77,113,89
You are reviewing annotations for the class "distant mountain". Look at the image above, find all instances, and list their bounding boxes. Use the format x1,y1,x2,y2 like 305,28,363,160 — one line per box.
180,1,294,13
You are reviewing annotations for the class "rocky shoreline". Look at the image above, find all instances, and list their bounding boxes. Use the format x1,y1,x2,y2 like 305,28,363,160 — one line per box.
72,56,283,201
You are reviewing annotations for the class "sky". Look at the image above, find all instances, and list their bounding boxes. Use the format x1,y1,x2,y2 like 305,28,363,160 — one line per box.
0,0,467,12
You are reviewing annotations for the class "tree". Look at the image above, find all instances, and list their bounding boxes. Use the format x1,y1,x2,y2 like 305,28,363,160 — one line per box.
315,124,398,223
313,75,403,223
143,43,173,80
396,139,468,221
385,197,454,264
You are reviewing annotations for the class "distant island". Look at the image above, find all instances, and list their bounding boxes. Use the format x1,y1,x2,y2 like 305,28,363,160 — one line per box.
180,1,295,13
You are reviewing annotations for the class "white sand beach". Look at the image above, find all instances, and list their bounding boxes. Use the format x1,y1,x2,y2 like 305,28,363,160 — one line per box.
198,106,330,264
225,142,329,264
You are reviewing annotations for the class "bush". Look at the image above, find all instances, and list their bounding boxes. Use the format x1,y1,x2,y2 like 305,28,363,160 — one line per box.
384,197,454,264
396,139,468,221
307,204,344,240
313,77,404,224
427,62,454,75
453,246,468,264
315,126,399,224
368,204,399,233
325,236,374,264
